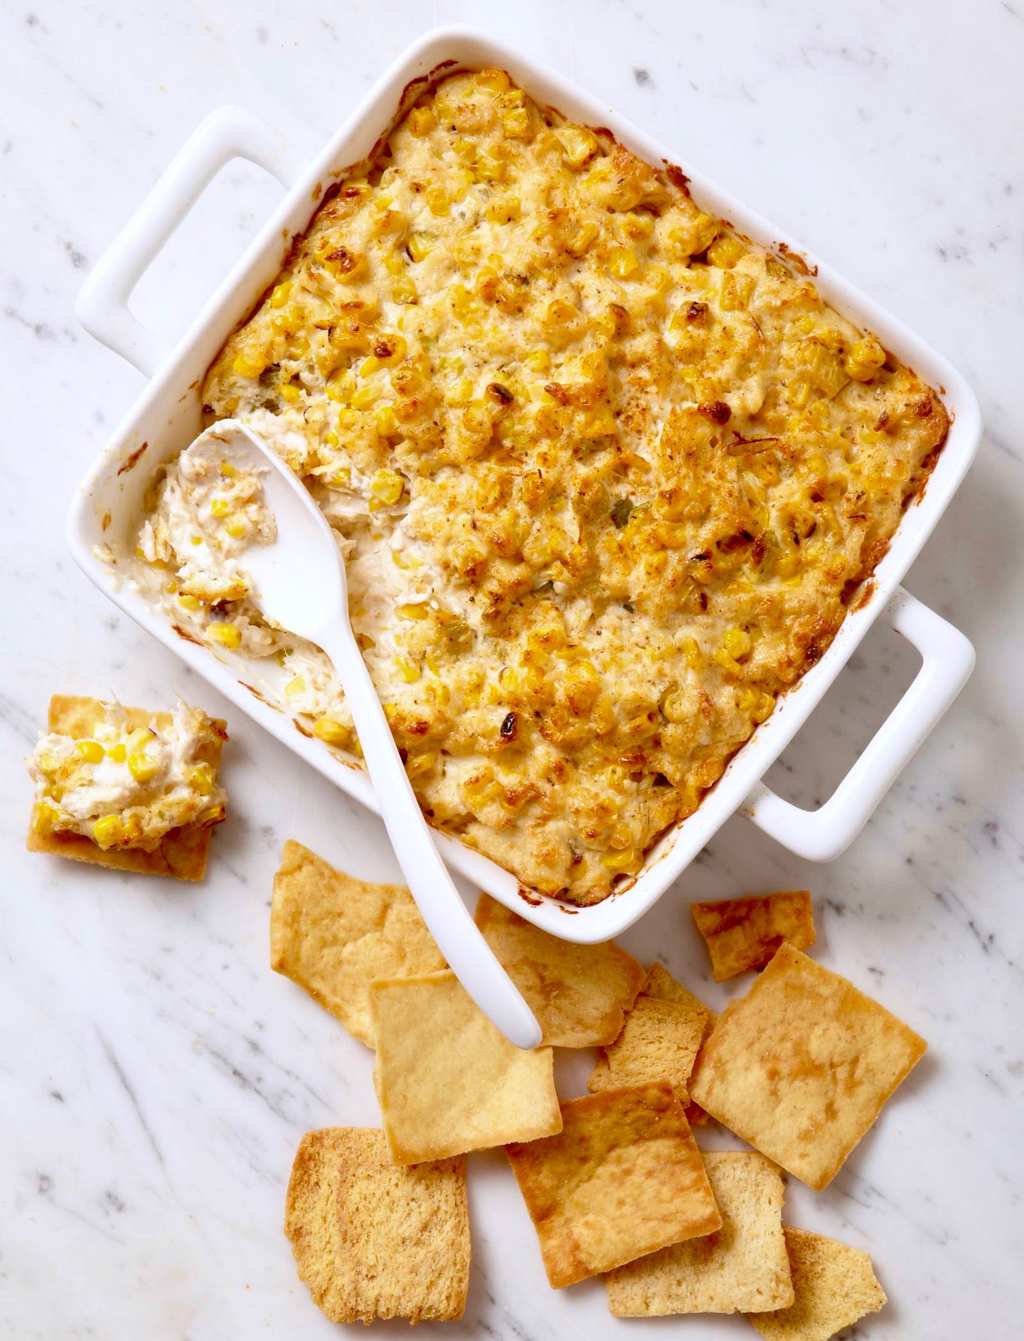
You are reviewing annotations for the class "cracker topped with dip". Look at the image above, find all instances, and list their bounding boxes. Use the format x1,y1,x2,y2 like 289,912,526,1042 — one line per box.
27,694,227,880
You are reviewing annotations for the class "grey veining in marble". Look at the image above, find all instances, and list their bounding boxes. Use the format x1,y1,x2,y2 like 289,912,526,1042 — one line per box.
1,1,1022,1337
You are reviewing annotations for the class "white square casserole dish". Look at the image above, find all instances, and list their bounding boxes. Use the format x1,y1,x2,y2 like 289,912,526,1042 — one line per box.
71,26,979,943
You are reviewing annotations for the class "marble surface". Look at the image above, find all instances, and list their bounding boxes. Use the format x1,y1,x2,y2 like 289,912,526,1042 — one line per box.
2,1,1023,1336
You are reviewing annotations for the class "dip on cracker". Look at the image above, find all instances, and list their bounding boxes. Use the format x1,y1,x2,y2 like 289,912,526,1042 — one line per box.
27,695,227,880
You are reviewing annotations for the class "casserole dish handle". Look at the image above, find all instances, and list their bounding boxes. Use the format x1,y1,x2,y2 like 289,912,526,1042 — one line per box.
744,586,974,861
76,106,300,377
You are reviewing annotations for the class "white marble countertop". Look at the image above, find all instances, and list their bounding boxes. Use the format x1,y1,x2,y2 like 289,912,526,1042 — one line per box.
3,1,1022,1336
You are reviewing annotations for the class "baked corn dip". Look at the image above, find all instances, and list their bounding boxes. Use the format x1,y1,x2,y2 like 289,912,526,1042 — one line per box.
130,67,947,904
28,701,227,852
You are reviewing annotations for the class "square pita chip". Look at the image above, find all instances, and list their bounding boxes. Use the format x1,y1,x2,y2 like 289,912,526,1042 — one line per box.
588,997,707,1103
689,944,926,1189
589,964,713,1121
506,1082,721,1288
370,970,561,1164
605,1151,792,1316
747,1227,886,1339
691,890,816,980
475,893,644,1047
27,695,226,882
271,841,445,1046
285,1127,470,1324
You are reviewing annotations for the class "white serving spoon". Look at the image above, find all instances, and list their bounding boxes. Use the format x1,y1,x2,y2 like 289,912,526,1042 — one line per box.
199,420,541,1049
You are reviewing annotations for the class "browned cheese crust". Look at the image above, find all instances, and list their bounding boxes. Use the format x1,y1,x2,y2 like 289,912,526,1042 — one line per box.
189,68,947,904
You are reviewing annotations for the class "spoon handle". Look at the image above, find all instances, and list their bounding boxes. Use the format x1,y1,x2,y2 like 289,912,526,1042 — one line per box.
317,624,542,1050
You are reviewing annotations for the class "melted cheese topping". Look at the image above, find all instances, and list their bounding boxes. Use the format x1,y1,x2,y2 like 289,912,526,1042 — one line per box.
134,68,947,903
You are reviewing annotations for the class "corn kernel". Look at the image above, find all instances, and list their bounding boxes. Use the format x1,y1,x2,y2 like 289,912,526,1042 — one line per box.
210,497,231,518
351,381,379,410
708,233,748,269
752,691,776,723
225,519,249,541
127,750,160,783
564,663,600,714
567,220,599,257
313,715,350,747
371,332,406,365
844,335,886,382
390,276,417,304
775,550,801,578
555,125,599,168
374,404,398,437
270,281,291,308
75,739,104,764
426,186,449,216
602,846,639,872
394,655,421,683
608,824,633,851
476,67,511,92
722,626,752,659
284,676,306,700
369,468,405,508
623,211,655,241
407,750,437,778
32,801,59,835
666,213,718,258
106,742,127,763
323,245,366,282
407,232,434,263
661,687,691,723
187,762,215,796
609,246,639,279
396,602,430,621
92,815,123,848
502,107,531,139
208,622,242,650
126,728,153,753
220,461,237,478
408,105,436,136
486,196,521,224
231,350,266,378
117,813,142,845
448,283,473,318
525,350,550,373
682,636,702,670
720,271,756,310
279,382,302,404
